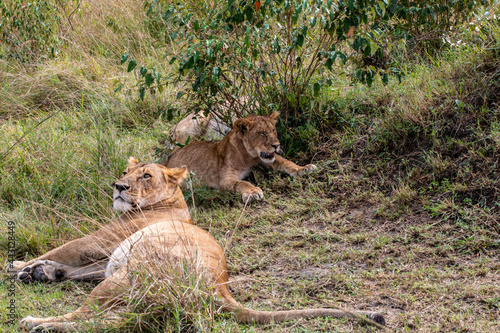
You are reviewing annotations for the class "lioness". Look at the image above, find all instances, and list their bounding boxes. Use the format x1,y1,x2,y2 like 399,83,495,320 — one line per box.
166,112,231,152
165,96,259,152
162,112,317,202
14,158,385,332
10,158,192,284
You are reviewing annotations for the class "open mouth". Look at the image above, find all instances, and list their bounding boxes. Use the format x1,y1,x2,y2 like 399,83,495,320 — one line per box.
260,152,275,160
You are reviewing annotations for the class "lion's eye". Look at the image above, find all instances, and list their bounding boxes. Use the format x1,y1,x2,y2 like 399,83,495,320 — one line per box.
259,132,266,137
143,173,152,179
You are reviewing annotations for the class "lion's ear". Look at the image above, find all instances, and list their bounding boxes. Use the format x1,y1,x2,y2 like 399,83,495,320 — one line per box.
162,165,188,185
234,118,254,135
128,156,139,167
268,111,279,123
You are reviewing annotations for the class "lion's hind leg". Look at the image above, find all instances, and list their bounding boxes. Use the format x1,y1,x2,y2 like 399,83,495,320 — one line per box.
20,267,128,332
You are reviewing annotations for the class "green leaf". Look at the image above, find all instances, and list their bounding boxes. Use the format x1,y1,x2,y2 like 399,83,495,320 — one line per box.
212,66,220,80
120,53,129,65
167,108,174,121
370,41,378,56
310,16,316,27
378,1,386,17
176,91,184,99
252,49,258,60
313,82,321,97
382,73,388,85
145,73,154,86
325,58,333,71
366,70,373,87
127,59,137,72
163,9,172,20
140,66,147,77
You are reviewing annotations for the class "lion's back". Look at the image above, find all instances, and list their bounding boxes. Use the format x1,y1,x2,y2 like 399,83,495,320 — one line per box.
162,141,221,188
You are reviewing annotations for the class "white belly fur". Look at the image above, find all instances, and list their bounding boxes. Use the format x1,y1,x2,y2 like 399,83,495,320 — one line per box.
105,221,192,278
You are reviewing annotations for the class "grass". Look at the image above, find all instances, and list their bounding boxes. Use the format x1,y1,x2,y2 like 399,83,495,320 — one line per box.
1,0,499,332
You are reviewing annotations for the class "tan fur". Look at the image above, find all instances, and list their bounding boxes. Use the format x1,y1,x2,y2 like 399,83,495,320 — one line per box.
166,112,231,152
18,163,384,332
11,160,191,283
162,112,317,202
165,96,259,152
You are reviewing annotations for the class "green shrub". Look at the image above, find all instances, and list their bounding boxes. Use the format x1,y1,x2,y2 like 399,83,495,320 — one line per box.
0,0,79,61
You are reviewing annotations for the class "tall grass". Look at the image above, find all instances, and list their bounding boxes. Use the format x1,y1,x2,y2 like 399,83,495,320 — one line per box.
0,1,499,332
0,0,179,258
109,250,224,332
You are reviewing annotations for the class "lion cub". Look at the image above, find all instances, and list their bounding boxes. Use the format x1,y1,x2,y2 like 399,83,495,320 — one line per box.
161,112,317,202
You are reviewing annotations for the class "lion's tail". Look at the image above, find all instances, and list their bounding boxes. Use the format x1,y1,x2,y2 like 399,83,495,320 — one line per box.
216,285,385,326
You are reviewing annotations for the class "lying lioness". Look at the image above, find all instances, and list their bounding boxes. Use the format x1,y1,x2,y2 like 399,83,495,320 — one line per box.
165,112,231,152
162,112,317,202
12,158,384,332
164,96,259,152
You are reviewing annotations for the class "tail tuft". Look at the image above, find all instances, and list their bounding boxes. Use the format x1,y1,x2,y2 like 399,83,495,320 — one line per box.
368,313,385,326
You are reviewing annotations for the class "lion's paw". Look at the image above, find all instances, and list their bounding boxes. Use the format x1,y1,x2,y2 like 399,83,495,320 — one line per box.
20,316,42,331
21,316,67,333
295,164,317,176
368,312,386,326
5,260,26,275
241,187,263,203
17,260,64,284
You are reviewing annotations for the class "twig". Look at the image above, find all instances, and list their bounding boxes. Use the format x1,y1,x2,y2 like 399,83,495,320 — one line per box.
187,171,198,223
224,197,250,253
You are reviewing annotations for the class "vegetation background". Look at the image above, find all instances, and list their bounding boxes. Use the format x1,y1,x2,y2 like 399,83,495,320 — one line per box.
0,0,499,332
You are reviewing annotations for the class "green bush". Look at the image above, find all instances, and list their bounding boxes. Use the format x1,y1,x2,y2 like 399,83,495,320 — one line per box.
0,0,78,61
123,0,490,156
132,0,487,111
131,0,398,116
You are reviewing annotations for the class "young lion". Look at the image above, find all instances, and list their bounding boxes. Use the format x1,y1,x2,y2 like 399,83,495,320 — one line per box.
15,159,384,332
161,112,317,202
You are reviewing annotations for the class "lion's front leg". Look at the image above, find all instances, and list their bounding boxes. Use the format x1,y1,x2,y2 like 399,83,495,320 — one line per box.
20,316,79,333
13,235,112,283
270,155,317,177
220,177,263,203
16,259,108,283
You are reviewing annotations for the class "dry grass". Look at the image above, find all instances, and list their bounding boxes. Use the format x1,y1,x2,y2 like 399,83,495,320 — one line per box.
0,1,499,332
108,248,224,332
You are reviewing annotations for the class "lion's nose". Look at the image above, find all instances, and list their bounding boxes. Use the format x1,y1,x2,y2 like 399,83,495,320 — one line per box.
271,143,280,150
115,184,130,192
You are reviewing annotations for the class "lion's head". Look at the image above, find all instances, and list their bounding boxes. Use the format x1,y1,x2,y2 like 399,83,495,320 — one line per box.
113,157,188,212
233,112,281,164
